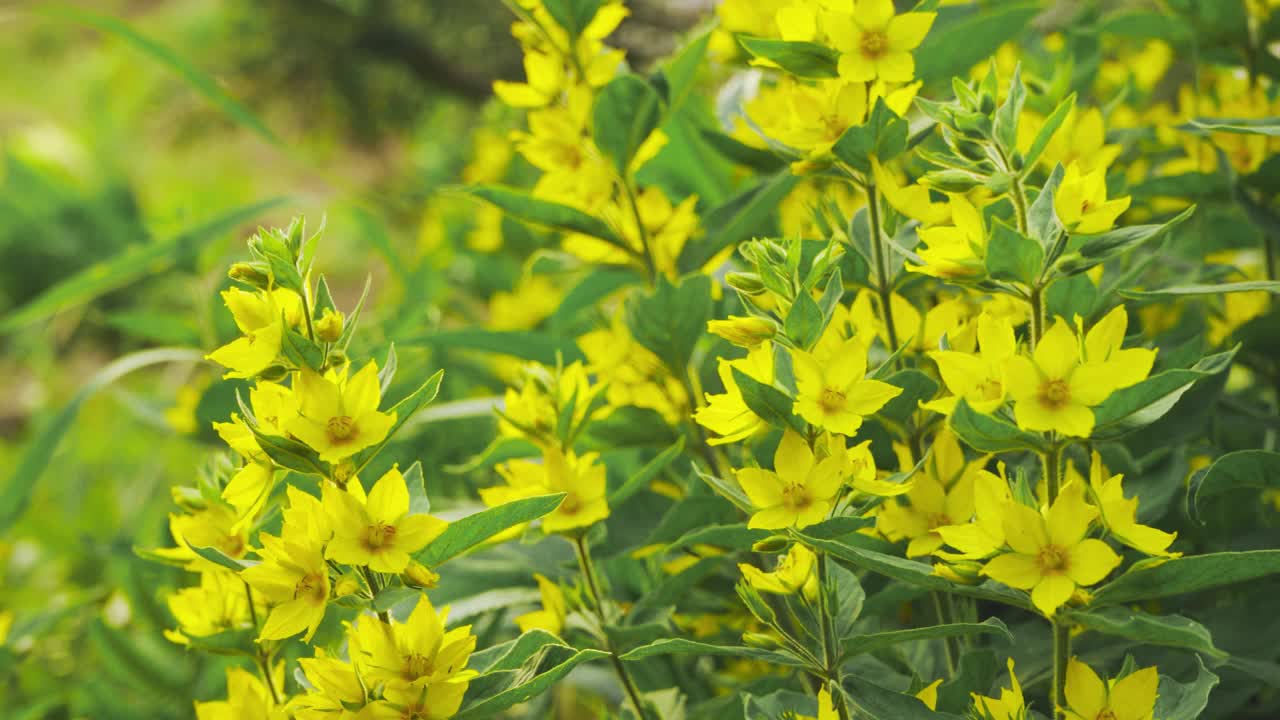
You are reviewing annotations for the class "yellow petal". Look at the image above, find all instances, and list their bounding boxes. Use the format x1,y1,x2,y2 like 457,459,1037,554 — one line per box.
1065,538,1121,586
1109,666,1159,720
1031,574,1075,616
981,552,1041,589
1065,658,1108,720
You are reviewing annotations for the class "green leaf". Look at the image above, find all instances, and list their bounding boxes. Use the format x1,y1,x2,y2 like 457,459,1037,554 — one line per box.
1189,450,1280,522
832,99,909,172
624,274,712,375
467,186,627,251
620,638,812,668
416,493,566,567
678,171,798,273
352,369,446,473
403,461,430,514
992,64,1025,153
593,75,664,175
1024,95,1076,172
454,649,608,719
1028,164,1065,247
844,675,965,719
469,629,568,674
1091,550,1280,607
985,220,1044,284
1153,657,1219,720
609,437,686,506
1090,347,1236,439
842,618,1013,661
949,399,1046,453
541,0,603,37
191,545,255,572
43,7,281,147
914,3,1041,84
249,430,328,476
664,524,771,554
1178,117,1280,136
0,197,286,335
798,532,1035,611
402,328,584,364
737,37,839,78
879,370,939,424
784,291,825,349
1120,280,1280,299
549,271,639,330
662,32,710,113
1065,205,1196,272
699,130,787,173
1064,607,1226,659
0,347,203,533
732,367,806,435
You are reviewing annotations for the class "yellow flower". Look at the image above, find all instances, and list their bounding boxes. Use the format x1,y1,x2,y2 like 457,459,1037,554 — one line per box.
1085,452,1178,557
1064,659,1159,720
489,274,561,331
579,315,687,423
971,659,1027,720
241,516,331,641
936,469,1012,561
1004,315,1149,438
980,483,1121,616
695,345,775,445
348,596,477,694
909,194,988,279
324,467,448,573
194,666,287,720
787,0,935,83
287,361,397,464
492,51,565,108
206,287,301,379
1077,305,1158,393
755,78,868,160
164,569,254,645
792,338,902,436
823,433,910,497
739,543,818,596
737,430,845,529
484,447,609,534
1018,106,1121,174
370,682,470,720
876,430,981,557
290,648,369,720
515,574,568,635
1055,162,1131,235
927,313,1018,416
708,316,778,349
873,159,951,226
153,504,251,571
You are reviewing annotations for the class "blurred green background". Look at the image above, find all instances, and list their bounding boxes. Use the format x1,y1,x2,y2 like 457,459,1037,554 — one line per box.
0,1,705,717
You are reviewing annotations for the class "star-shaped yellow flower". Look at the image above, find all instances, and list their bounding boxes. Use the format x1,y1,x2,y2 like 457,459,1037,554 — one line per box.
737,430,845,529
287,361,397,464
324,467,448,573
792,338,902,436
1064,659,1159,720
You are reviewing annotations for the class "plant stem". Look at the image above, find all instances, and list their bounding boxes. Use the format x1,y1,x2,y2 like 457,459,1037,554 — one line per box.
361,567,391,623
621,177,658,285
865,183,902,363
242,580,281,705
1043,442,1069,718
574,535,650,720
815,552,851,720
931,591,957,677
1028,286,1045,352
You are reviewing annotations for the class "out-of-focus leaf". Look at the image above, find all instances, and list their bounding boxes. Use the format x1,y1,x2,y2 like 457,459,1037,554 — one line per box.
416,493,565,567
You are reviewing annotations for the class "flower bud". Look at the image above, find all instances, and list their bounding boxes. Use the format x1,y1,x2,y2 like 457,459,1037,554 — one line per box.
257,364,290,383
333,573,363,598
750,536,791,554
315,308,345,343
403,561,441,590
228,262,272,290
708,316,776,349
325,348,349,369
725,272,767,296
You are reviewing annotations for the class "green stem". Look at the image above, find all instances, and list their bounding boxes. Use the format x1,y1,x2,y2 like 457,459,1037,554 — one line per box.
1028,286,1045,352
816,552,851,720
242,580,281,705
1010,176,1030,236
361,567,391,624
621,178,658,285
1043,442,1068,718
865,183,902,363
574,536,651,720
931,591,957,677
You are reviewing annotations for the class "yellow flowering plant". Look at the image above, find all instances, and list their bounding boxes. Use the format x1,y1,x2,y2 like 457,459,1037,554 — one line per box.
12,1,1280,719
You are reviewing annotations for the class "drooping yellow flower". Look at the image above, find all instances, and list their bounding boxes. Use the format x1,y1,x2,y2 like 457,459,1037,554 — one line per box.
324,467,448,573
206,288,302,379
1055,161,1131,235
348,596,477,694
823,433,911,497
971,659,1028,720
737,430,845,529
287,361,397,464
1084,452,1178,557
241,516,331,641
792,338,902,436
780,0,935,84
153,504,251,571
484,447,609,534
695,345,775,445
980,483,1121,616
909,194,988,279
515,574,568,635
927,313,1018,415
164,569,254,645
1064,659,1160,720
194,666,287,720
876,430,982,557
290,648,370,720
739,542,818,596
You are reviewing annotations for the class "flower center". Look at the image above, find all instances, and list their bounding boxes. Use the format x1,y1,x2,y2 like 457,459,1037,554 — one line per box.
363,522,397,551
1036,544,1069,574
819,387,847,414
1080,199,1093,214
859,30,889,59
560,492,582,515
219,533,246,558
926,512,952,531
327,415,356,442
1097,710,1118,720
782,483,814,511
403,652,436,682
976,378,1003,401
1039,379,1071,409
294,572,327,603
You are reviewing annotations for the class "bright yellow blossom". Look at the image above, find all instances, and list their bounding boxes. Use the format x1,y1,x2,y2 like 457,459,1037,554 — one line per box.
927,313,1017,415
206,287,302,379
739,542,818,596
779,0,935,84
971,659,1028,720
484,447,609,534
1018,107,1121,174
792,338,902,436
516,573,568,635
194,666,287,720
1055,162,1131,235
873,160,950,226
980,483,1121,616
737,430,845,529
936,469,1012,561
1084,451,1178,557
695,344,774,445
876,430,981,557
164,569,253,645
324,467,448,573
910,194,988,279
1064,659,1160,720
348,596,477,694
290,648,369,720
287,361,397,464
241,517,331,641
153,504,251,571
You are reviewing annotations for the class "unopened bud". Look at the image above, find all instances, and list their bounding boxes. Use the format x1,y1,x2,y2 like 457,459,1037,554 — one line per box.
725,272,767,296
315,308,344,343
751,536,790,554
404,561,440,590
1053,251,1090,276
228,262,272,290
933,561,982,585
257,364,290,383
333,573,362,598
708,316,776,349
325,348,349,369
